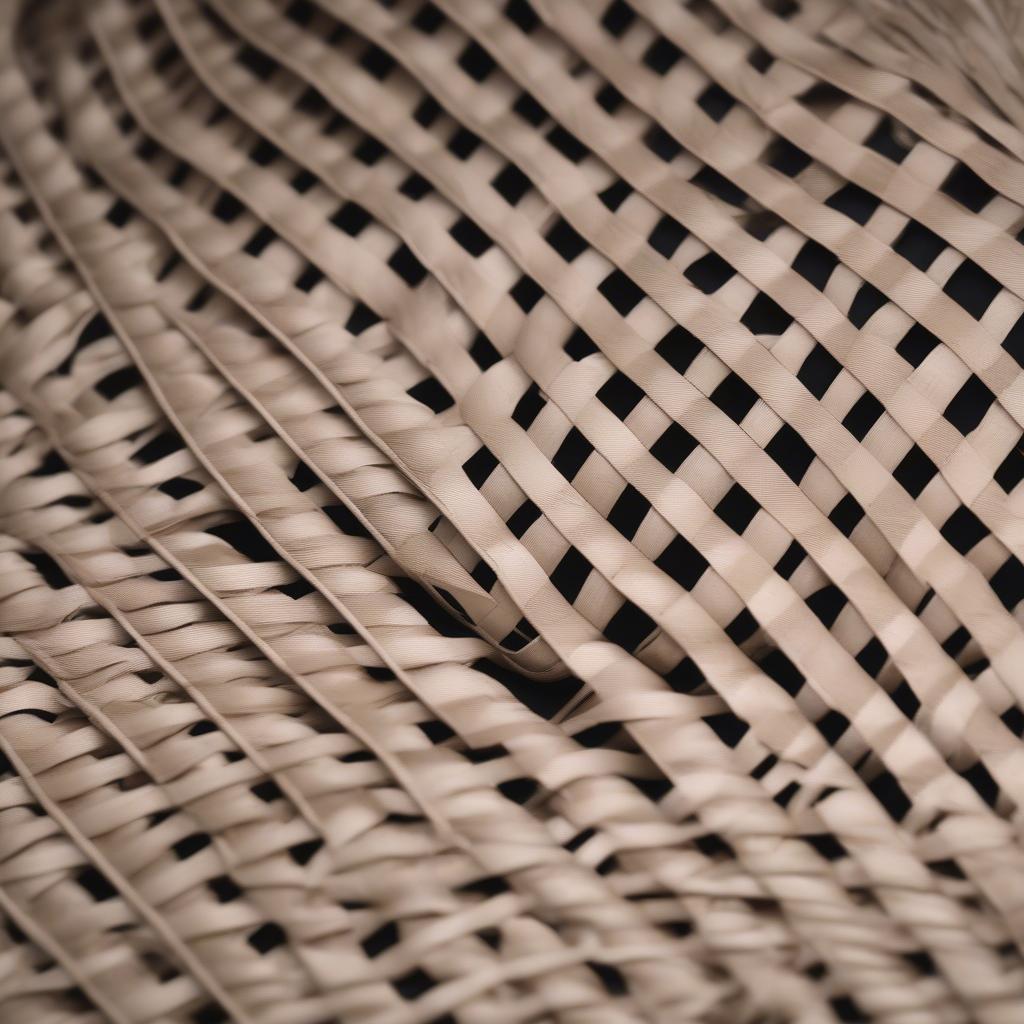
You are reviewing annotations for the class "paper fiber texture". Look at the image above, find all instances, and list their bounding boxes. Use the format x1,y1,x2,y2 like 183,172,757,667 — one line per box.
1,0,1023,1021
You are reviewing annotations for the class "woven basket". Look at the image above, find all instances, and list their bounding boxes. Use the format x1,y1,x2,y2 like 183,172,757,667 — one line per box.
2,0,1024,1021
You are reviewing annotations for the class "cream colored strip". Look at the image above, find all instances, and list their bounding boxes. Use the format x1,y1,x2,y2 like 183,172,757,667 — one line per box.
205,0,1024,705
645,0,1024,202
9,4,1024,1015
0,316,341,846
0,868,133,1024
5,614,338,1003
432,0,1022,555
0,52,469,856
48,58,880,1015
182,0,1024,991
422,0,1024,707
159,0,1024,901
715,0,1024,163
539,0,1024,304
149,8,1024,855
66,25,966,1015
191,0,1023,591
54,50,538,667
826,2,1024,141
0,85,736,1024
75,9,920,732
130,0,999,815
0,326,413,1014
0,738,254,1023
4,288,688,1024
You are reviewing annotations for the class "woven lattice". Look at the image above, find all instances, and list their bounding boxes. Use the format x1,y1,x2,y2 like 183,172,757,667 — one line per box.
2,0,1024,1021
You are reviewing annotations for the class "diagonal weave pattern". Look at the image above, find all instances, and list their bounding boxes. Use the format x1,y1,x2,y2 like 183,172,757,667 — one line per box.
1,0,1024,1021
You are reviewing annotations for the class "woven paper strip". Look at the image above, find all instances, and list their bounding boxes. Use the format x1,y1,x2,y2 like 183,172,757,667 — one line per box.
2,1,1024,1021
